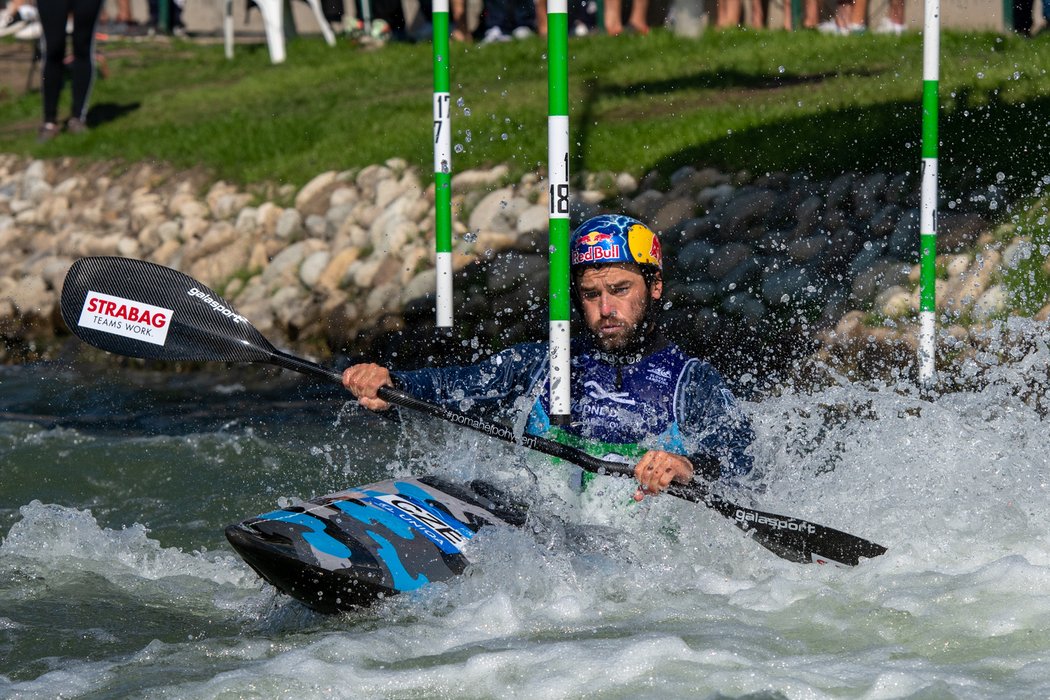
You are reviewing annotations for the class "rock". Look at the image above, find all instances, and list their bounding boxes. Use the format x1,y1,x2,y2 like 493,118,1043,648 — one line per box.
468,187,515,233
878,286,914,318
1003,238,1034,270
761,267,813,305
852,173,887,219
486,252,547,294
317,248,362,292
886,209,919,260
972,284,1009,320
786,235,826,262
649,197,696,231
867,204,901,239
826,173,855,211
675,240,717,279
295,171,339,215
720,188,777,240
616,172,639,195
706,242,752,280
793,195,824,238
516,204,548,234
851,258,909,303
275,209,304,240
939,213,989,253
625,189,665,221
451,165,510,192
299,250,331,289
305,214,329,238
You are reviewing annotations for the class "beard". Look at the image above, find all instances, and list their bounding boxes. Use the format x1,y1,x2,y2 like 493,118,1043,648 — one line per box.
587,294,657,354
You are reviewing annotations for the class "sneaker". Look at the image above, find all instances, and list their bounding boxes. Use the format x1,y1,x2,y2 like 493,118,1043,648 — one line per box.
847,22,866,34
65,117,88,134
0,9,25,37
37,122,59,144
13,20,40,40
874,17,905,35
816,19,847,35
481,26,510,44
510,25,533,39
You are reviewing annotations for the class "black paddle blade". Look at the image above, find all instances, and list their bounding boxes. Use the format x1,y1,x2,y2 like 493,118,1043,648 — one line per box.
731,506,887,566
60,256,277,364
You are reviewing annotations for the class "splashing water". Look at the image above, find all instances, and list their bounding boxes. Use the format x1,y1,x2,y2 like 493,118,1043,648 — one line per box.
3,326,1050,698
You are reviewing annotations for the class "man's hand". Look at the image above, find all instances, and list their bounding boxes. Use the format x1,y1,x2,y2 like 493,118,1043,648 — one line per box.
632,450,694,501
342,363,394,411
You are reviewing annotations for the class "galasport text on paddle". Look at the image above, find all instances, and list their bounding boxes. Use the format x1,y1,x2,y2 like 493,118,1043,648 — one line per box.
61,256,888,567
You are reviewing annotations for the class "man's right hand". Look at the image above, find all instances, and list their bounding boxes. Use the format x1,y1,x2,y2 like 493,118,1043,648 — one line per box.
342,363,394,411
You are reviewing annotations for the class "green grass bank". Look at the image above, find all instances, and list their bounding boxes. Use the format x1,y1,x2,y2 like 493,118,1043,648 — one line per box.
0,29,1047,199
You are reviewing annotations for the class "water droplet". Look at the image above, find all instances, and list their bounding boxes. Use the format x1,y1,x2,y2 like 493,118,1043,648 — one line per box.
501,133,508,141
464,230,478,243
778,65,785,73
977,71,985,79
454,144,465,153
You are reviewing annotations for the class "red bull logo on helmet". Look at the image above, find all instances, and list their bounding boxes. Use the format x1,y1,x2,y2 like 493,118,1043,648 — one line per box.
570,215,662,270
572,229,623,265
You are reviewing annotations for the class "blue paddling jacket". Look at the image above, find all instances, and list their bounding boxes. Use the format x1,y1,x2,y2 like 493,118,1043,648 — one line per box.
390,336,754,482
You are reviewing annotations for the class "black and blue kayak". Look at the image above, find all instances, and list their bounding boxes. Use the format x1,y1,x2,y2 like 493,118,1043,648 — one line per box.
60,256,889,612
225,476,525,613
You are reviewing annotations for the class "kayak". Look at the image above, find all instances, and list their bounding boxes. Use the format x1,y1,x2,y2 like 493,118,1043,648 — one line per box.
225,476,525,613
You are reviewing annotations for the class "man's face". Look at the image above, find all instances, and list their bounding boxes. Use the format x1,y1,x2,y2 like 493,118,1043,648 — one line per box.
576,264,662,352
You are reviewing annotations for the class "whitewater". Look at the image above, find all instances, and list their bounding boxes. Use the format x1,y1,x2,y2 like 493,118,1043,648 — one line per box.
2,326,1050,699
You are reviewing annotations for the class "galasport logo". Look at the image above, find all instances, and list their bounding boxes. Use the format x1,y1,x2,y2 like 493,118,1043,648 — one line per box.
77,291,173,346
187,287,248,324
735,508,817,535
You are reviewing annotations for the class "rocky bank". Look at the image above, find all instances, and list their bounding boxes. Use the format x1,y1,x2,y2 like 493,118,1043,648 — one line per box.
0,154,1045,385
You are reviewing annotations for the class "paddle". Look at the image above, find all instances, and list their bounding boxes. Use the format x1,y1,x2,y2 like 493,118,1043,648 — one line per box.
60,256,888,566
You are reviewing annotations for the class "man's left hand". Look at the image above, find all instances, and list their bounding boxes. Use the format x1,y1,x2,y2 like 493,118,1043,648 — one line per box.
633,450,694,501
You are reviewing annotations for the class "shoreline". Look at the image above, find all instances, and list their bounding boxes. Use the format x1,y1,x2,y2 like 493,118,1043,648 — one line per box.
1,154,1045,391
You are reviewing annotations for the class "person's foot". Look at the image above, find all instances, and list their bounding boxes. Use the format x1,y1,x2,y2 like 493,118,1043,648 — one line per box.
0,9,26,37
65,117,88,135
13,20,40,40
511,25,533,39
816,19,847,35
874,17,905,35
37,122,60,144
480,26,510,44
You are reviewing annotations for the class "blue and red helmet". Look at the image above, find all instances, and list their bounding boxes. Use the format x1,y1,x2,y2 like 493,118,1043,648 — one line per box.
569,215,662,272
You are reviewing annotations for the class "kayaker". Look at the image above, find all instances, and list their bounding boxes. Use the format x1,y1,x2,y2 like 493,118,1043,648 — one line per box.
343,214,754,500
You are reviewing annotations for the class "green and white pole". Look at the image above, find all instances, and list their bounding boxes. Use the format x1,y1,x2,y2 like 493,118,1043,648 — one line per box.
548,0,571,424
918,0,939,385
433,0,453,328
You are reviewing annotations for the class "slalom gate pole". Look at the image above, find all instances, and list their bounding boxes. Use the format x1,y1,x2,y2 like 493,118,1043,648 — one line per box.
547,0,571,425
918,0,939,385
433,0,454,328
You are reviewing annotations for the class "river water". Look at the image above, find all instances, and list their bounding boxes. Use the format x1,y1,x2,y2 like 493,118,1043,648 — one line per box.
3,328,1050,699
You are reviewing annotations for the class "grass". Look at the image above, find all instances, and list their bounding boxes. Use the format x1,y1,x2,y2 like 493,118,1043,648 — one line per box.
0,28,1048,197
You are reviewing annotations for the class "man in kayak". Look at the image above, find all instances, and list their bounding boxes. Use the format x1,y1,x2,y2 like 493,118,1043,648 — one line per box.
343,214,754,500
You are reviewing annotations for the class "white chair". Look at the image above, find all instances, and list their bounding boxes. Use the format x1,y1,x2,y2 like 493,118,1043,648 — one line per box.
225,0,337,64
